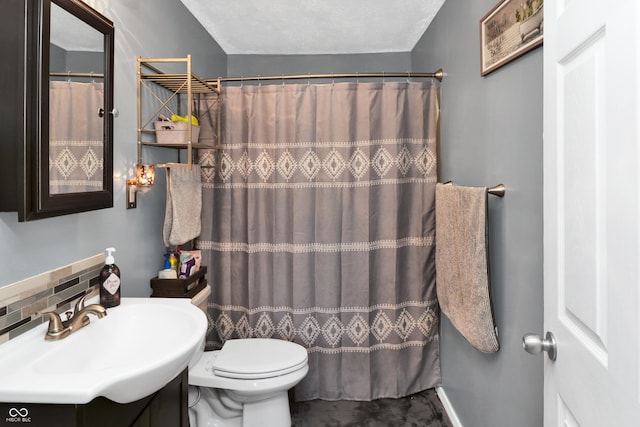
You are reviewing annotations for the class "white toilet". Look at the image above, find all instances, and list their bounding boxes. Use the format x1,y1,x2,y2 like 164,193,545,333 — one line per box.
188,285,309,427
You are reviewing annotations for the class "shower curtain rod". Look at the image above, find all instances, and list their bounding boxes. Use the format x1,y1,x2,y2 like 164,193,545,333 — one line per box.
50,71,104,78
207,69,444,85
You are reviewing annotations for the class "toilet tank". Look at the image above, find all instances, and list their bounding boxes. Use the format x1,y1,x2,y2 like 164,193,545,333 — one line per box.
188,284,211,368
191,284,211,313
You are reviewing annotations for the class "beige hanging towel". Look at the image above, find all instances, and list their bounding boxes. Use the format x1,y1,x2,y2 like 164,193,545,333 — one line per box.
163,165,202,247
435,183,499,353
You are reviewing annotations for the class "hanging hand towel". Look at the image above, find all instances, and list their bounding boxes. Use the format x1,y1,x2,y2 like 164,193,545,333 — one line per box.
163,164,202,247
435,183,499,353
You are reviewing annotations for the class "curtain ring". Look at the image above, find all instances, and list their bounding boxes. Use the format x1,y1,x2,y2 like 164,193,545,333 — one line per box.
332,73,335,86
258,75,261,87
67,70,71,82
282,74,285,87
356,72,359,84
240,76,243,88
406,72,411,83
307,73,311,86
90,71,95,83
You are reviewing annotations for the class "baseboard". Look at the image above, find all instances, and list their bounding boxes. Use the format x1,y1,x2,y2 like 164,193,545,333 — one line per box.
436,386,463,427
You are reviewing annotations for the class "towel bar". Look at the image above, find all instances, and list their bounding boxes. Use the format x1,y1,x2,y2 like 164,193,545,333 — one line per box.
488,184,505,197
442,181,505,197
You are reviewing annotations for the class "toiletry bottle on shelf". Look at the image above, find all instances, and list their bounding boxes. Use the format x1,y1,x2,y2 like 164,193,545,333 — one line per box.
168,251,178,273
158,254,177,279
100,247,121,308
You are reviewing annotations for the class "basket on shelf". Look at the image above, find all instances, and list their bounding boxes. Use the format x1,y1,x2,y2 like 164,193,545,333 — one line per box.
153,120,200,145
150,266,207,298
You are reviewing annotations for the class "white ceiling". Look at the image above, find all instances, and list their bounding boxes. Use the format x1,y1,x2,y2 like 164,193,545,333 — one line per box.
179,0,446,55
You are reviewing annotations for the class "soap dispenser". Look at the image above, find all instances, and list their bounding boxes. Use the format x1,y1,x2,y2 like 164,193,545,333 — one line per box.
100,247,121,308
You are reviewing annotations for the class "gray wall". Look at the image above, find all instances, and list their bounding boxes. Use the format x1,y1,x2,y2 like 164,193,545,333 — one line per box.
227,53,411,80
50,46,104,81
0,0,227,293
50,44,66,73
412,0,543,426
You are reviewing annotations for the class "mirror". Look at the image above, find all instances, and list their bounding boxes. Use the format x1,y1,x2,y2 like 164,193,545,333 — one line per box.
49,2,106,195
30,0,114,220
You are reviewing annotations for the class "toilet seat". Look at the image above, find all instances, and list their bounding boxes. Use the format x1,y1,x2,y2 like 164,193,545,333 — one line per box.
189,338,309,389
213,338,308,379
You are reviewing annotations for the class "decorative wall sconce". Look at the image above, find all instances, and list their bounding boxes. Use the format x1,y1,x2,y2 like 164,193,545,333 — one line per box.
126,164,155,209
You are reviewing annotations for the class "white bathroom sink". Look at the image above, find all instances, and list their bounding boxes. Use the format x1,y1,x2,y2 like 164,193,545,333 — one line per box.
0,297,207,404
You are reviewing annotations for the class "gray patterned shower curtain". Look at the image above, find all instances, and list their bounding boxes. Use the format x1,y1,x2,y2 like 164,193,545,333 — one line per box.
197,80,440,401
49,81,104,194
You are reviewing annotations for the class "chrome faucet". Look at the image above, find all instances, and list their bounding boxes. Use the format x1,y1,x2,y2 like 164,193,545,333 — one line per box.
44,294,107,341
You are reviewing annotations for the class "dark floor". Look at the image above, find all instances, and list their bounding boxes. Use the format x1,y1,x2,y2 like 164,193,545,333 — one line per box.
290,388,453,427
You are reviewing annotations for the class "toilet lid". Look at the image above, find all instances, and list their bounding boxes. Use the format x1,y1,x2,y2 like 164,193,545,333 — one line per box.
213,338,308,380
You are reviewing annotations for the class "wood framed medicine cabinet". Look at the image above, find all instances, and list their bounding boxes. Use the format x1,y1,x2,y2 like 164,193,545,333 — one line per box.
0,0,114,221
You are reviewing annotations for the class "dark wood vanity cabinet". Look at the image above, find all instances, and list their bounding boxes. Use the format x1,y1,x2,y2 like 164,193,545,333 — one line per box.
0,0,114,221
0,370,189,427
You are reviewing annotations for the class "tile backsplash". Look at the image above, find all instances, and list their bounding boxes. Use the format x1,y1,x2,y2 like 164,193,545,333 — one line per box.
0,254,104,344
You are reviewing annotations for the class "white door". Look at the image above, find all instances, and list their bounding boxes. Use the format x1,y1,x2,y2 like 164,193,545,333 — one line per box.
543,0,640,425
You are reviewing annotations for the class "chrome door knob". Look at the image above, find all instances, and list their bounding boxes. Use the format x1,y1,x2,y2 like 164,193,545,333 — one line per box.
522,331,557,361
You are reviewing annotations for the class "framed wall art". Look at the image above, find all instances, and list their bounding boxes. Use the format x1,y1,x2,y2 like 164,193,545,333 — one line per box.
480,0,544,76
